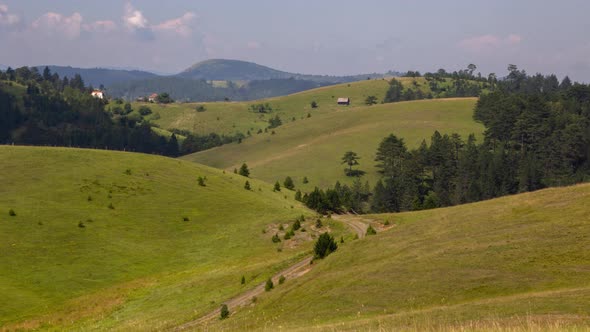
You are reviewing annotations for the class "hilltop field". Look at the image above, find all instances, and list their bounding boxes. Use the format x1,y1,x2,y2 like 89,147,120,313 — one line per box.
204,184,590,331
141,78,482,190
0,146,350,331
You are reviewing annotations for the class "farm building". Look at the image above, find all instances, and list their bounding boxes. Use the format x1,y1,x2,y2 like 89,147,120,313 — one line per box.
337,97,350,105
148,93,158,103
91,90,104,99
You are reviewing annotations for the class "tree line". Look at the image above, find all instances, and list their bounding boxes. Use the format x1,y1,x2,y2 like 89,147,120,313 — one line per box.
0,66,240,157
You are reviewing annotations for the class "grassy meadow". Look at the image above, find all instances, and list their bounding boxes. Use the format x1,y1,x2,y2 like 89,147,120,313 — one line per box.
130,79,394,136
0,146,349,330
183,97,483,190
205,184,590,331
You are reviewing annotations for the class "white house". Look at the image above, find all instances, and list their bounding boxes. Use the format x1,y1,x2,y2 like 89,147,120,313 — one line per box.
337,97,350,105
148,93,158,103
91,90,104,99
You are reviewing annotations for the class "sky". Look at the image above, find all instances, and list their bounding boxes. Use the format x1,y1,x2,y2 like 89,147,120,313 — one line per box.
1,0,589,81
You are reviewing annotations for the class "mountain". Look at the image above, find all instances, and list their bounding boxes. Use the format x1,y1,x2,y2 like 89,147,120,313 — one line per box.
36,66,158,87
177,59,397,83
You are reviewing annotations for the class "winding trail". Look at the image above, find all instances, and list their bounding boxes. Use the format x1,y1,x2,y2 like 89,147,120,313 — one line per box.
172,214,373,331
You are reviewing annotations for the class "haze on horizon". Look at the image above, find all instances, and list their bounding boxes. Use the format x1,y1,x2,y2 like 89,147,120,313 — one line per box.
1,0,589,81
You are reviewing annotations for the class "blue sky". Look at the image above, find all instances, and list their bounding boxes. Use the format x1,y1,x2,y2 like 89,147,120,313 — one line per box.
1,1,589,81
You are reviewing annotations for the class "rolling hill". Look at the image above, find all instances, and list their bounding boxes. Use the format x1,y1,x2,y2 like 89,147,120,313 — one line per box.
177,78,483,189
204,183,590,331
0,146,337,330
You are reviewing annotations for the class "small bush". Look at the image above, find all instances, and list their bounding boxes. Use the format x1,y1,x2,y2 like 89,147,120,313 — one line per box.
284,232,292,240
78,221,86,228
251,296,257,303
366,225,377,236
108,203,115,210
279,275,286,285
279,224,284,231
125,169,132,175
220,304,229,320
340,236,345,243
273,181,281,192
241,276,246,285
301,227,306,232
292,220,301,231
271,234,281,243
183,216,190,221
196,105,206,112
87,195,92,202
8,209,16,217
315,219,323,228
302,176,309,184
384,220,390,226
244,181,251,190
197,176,206,186
311,101,318,108
265,278,274,291
139,106,152,116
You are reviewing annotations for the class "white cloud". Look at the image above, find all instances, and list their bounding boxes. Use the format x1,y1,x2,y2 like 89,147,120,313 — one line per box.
459,33,523,53
0,4,21,29
123,3,148,30
153,12,196,37
32,12,83,39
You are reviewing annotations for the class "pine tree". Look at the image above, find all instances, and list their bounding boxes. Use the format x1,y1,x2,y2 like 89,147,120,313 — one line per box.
238,163,250,177
244,181,251,190
283,176,295,190
314,232,338,259
273,181,281,192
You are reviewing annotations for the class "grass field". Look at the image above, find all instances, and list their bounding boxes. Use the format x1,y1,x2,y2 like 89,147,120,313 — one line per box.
131,79,394,136
0,146,350,330
205,184,590,331
183,98,483,190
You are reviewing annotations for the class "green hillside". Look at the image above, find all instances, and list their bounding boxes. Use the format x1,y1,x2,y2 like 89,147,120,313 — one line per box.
138,78,393,136
183,97,483,189
0,146,326,330
207,184,590,331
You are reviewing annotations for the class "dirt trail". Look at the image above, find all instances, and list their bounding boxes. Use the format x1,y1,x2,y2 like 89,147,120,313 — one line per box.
172,214,375,330
332,214,369,238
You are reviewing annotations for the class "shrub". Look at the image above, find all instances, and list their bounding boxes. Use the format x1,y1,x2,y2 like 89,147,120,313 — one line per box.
283,176,295,190
340,236,345,243
279,275,286,284
302,176,309,184
108,203,115,210
271,234,281,243
292,219,301,231
311,101,318,108
239,163,250,177
295,190,302,201
314,232,338,259
273,181,281,192
301,227,306,232
183,216,190,221
197,176,206,186
220,304,229,320
244,181,251,190
366,225,377,235
284,231,292,240
241,276,246,285
315,219,323,228
279,224,284,231
196,105,206,112
87,195,92,202
384,220,390,226
78,221,86,228
265,278,274,291
138,106,152,116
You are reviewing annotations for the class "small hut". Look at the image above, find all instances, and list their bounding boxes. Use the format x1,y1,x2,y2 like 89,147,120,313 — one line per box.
337,97,350,105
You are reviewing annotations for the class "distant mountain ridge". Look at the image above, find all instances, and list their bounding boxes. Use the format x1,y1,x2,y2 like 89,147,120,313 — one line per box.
20,59,401,102
35,66,158,87
178,59,397,83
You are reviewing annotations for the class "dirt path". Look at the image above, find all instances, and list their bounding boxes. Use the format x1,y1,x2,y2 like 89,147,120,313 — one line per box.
172,214,375,330
332,214,369,238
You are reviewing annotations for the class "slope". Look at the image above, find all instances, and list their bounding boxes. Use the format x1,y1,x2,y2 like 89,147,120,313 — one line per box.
141,78,392,136
183,97,483,189
0,146,320,330
205,184,590,331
